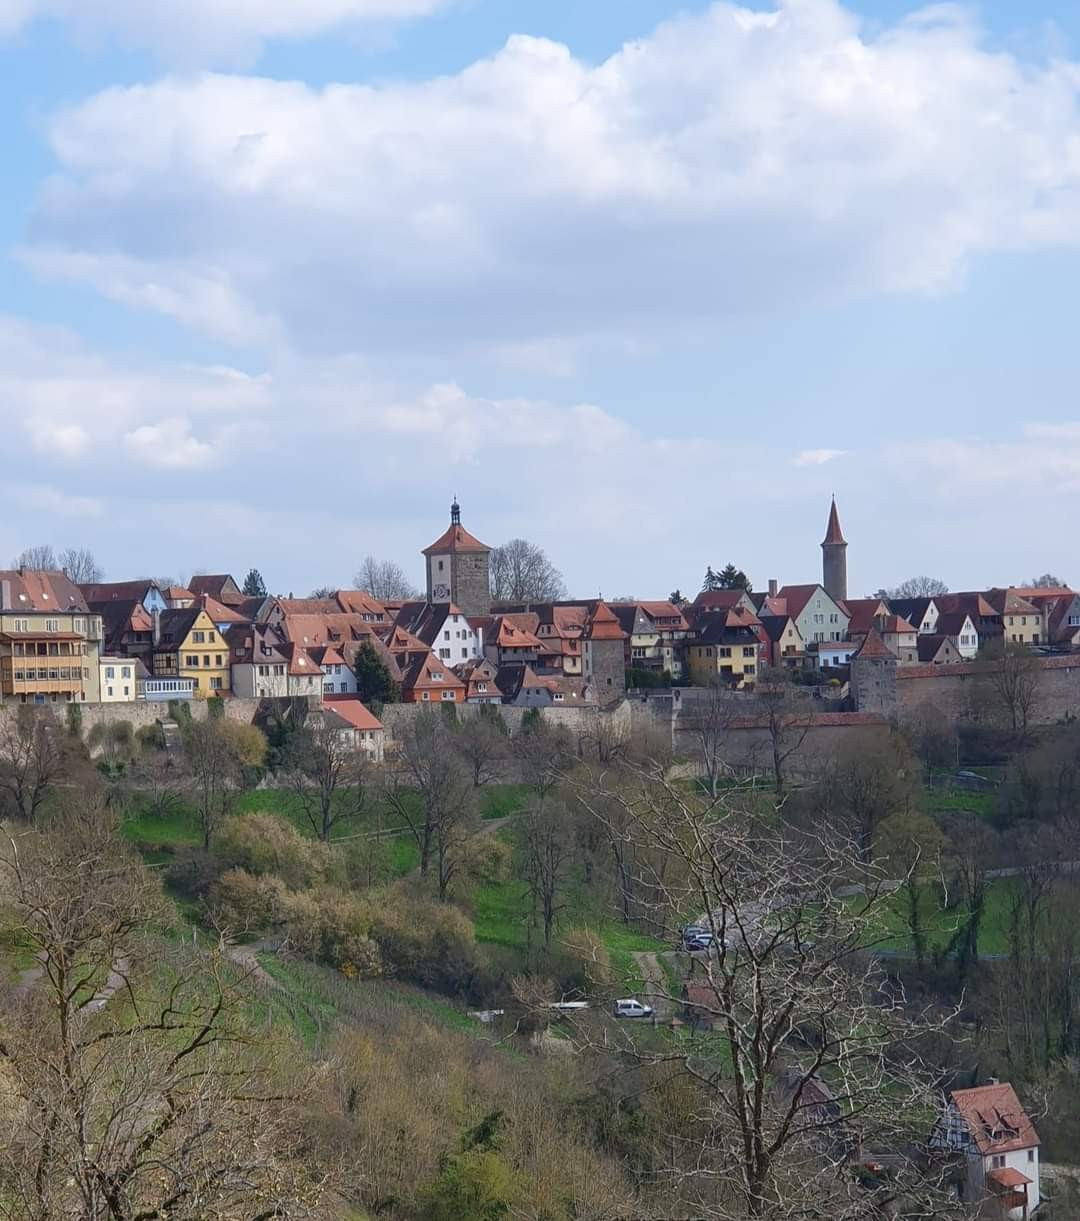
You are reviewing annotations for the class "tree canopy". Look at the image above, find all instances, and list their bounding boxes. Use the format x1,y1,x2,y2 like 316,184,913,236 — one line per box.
354,556,420,601
242,567,267,597
489,538,566,603
702,564,751,593
879,575,949,599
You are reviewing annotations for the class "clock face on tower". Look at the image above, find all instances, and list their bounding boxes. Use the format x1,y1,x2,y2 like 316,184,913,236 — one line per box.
433,583,451,600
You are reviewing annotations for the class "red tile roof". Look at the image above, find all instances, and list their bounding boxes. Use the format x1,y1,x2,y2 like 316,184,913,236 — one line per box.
844,598,889,636
775,585,829,621
200,593,249,624
586,600,626,641
854,628,896,660
322,696,384,732
422,523,490,556
986,1167,1032,1189
0,569,89,613
822,497,846,545
950,1084,1039,1156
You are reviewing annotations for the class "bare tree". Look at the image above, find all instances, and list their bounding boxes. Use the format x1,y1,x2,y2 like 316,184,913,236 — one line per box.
58,546,103,583
518,797,574,949
384,710,475,899
980,641,1043,737
569,760,960,1220
1029,572,1066,588
12,543,58,571
182,718,267,849
819,731,919,863
0,707,67,822
754,669,812,796
489,538,566,603
354,555,419,601
283,710,370,841
0,800,329,1219
683,682,741,798
454,711,506,787
880,575,949,598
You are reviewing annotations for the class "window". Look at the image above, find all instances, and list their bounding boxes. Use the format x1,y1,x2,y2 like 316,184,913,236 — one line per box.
719,647,732,658
339,683,348,693
14,619,27,632
742,647,754,657
441,690,455,701
744,665,756,676
421,691,430,701
444,631,450,641
123,686,130,696
210,676,223,690
273,665,285,676
440,648,451,659
324,683,333,694
74,618,84,633
1070,615,1080,627
991,1155,1006,1169
209,631,216,642
45,619,58,633
193,631,205,643
215,655,223,666
461,648,468,659
203,655,210,667
122,667,131,679
186,655,199,667
432,670,443,681
1028,1150,1035,1164
105,666,115,679
477,682,487,693
107,686,113,697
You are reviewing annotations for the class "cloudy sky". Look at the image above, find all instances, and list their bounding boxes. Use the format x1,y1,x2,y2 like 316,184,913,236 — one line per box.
4,0,1080,598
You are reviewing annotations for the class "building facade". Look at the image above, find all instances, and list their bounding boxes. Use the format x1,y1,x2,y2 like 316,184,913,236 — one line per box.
0,571,103,705
422,500,492,618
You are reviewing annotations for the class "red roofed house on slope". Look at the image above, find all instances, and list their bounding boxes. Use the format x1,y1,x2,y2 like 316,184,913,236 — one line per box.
930,1082,1040,1218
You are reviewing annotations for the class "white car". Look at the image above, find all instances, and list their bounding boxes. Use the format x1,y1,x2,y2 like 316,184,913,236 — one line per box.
612,998,654,1019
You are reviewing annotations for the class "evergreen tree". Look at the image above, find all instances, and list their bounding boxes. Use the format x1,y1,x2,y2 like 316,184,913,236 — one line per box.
353,642,399,705
669,589,686,606
718,563,752,592
242,567,267,597
701,567,721,592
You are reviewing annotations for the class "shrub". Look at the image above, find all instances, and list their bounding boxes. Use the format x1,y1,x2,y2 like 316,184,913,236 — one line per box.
207,867,282,934
136,722,166,752
166,847,226,900
214,812,332,890
276,886,383,977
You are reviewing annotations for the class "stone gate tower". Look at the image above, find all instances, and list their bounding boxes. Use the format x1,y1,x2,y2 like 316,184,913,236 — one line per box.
821,496,848,605
422,500,492,618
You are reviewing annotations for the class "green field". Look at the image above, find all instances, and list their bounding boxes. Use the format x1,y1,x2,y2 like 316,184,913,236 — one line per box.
860,876,1016,958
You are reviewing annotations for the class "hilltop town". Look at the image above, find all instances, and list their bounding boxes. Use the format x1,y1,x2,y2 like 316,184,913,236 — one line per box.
2,500,1080,1220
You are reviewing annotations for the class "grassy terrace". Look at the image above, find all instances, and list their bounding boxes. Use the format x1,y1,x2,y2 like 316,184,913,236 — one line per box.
120,782,531,862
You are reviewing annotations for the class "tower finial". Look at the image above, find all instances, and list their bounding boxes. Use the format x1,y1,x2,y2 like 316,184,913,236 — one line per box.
451,497,460,526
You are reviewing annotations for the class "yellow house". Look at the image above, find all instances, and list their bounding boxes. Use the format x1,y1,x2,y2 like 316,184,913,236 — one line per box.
988,589,1043,647
687,618,760,687
152,605,231,696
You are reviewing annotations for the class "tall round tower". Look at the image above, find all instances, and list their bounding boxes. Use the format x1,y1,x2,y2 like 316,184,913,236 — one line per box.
821,497,848,605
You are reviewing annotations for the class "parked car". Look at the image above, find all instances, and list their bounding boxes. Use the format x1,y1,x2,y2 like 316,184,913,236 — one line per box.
612,998,654,1019
681,924,714,951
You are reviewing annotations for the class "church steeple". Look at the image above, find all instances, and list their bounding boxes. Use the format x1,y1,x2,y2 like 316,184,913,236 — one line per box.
821,496,848,604
451,498,461,526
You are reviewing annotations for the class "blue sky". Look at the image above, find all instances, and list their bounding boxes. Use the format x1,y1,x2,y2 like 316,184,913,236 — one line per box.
3,0,1080,600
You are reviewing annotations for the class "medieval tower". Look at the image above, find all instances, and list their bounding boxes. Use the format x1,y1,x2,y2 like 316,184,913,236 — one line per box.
821,497,848,605
422,500,492,618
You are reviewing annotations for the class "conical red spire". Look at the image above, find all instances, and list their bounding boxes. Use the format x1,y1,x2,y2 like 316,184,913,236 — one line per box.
822,497,846,546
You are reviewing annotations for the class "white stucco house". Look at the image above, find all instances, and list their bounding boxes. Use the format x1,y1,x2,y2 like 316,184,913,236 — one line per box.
930,1082,1039,1219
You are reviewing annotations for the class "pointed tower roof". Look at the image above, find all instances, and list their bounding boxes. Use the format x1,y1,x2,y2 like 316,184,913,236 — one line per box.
854,627,895,661
422,500,491,555
822,497,846,546
586,600,626,641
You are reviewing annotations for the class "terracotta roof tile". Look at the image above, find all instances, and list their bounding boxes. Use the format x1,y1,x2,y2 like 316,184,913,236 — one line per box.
585,600,626,641
854,628,896,660
950,1084,1039,1156
322,696,384,732
422,523,490,556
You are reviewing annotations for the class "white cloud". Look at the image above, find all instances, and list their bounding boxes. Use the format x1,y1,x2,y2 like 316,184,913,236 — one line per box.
6,313,1080,596
123,419,220,469
794,448,849,466
24,1,1080,358
7,484,103,517
0,0,452,65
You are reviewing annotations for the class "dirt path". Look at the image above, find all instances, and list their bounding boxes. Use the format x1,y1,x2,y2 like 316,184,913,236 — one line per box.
225,941,283,991
632,950,674,1021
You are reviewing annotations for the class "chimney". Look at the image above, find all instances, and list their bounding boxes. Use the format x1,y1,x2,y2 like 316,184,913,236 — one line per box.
152,609,161,647
768,579,778,598
0,579,9,612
